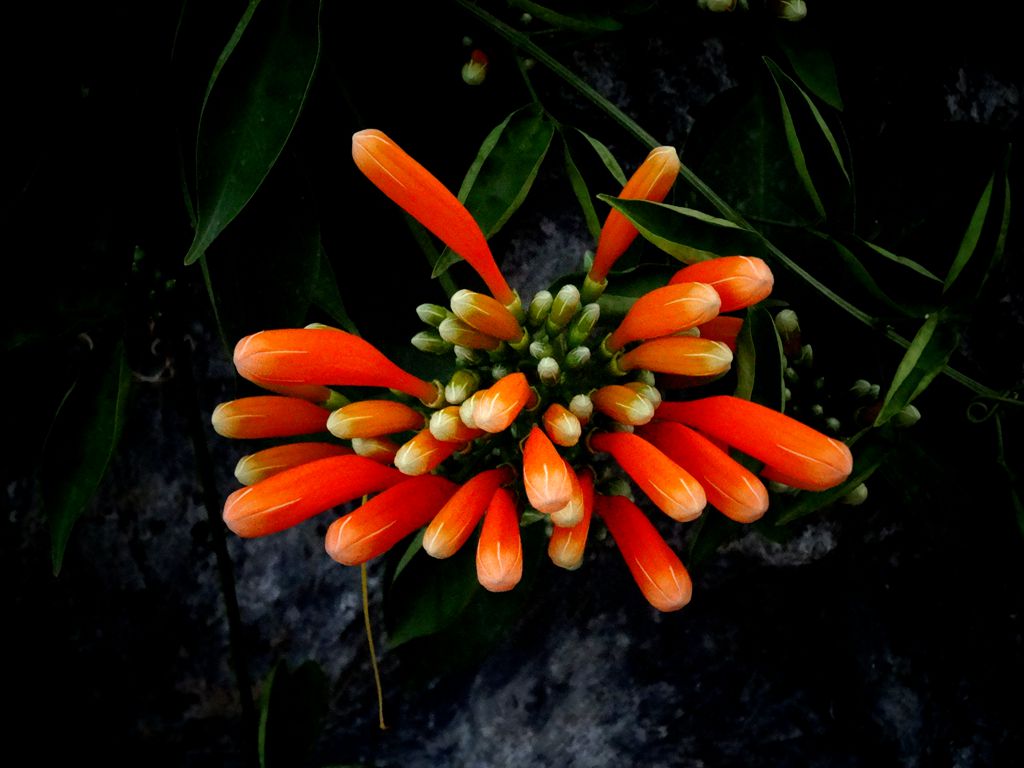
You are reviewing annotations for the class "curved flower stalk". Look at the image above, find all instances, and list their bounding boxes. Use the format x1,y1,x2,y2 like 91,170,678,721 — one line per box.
212,132,854,612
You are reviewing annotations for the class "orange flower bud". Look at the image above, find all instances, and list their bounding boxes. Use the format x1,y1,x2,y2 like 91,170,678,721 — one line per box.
605,282,722,352
639,421,769,523
695,315,744,351
212,396,329,439
223,455,404,538
327,399,424,439
589,431,706,521
476,487,523,592
623,381,662,409
394,428,461,475
423,467,513,558
472,372,532,433
429,406,484,443
438,317,502,351
618,337,733,377
550,463,585,527
351,436,400,464
450,289,525,342
597,494,692,612
352,129,515,306
590,385,655,426
669,256,774,312
234,442,352,486
548,470,594,570
656,396,853,491
234,328,442,406
325,475,458,565
522,425,574,514
542,403,582,446
589,146,680,284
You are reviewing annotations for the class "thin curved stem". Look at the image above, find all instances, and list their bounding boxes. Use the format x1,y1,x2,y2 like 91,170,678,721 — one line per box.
361,562,387,730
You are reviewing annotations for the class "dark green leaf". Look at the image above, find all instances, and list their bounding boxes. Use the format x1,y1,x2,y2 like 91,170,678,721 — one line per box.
391,529,425,584
258,660,329,768
185,0,323,265
764,61,825,219
874,312,961,426
687,513,740,567
776,29,844,111
44,340,132,574
405,217,457,297
598,197,761,263
562,135,602,241
943,173,994,293
577,128,627,186
509,0,622,31
856,237,942,283
734,305,785,411
825,236,933,318
433,107,555,277
312,247,359,334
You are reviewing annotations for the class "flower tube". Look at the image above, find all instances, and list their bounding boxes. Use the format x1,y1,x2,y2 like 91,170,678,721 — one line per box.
327,400,425,439
604,282,722,352
393,428,462,475
617,337,733,377
476,487,523,592
548,470,595,570
423,467,513,558
212,396,330,439
234,442,352,485
352,129,516,306
523,426,574,514
669,256,774,312
471,372,532,433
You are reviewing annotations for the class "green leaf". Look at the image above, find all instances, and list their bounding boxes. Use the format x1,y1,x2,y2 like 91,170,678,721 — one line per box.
44,340,132,574
311,247,359,334
775,431,889,525
391,529,425,584
856,237,942,284
433,106,555,277
824,236,934,318
508,0,622,32
562,134,602,241
184,0,323,265
598,197,761,263
385,539,482,648
733,304,785,411
258,660,328,768
874,312,961,426
687,513,740,567
577,128,627,186
776,29,844,111
943,173,994,293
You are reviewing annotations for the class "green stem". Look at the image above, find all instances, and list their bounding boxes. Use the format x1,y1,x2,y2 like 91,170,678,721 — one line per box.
361,562,387,730
175,337,258,766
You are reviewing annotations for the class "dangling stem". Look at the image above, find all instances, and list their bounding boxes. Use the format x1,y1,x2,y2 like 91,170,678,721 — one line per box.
361,561,387,730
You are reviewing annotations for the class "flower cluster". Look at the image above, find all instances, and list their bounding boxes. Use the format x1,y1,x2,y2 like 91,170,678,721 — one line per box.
211,129,853,612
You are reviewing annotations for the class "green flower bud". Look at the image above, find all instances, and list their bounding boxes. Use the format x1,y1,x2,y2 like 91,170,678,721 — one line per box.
893,404,921,428
547,284,581,332
568,303,601,346
538,357,561,386
530,339,553,360
850,379,873,399
445,369,481,405
569,393,593,422
527,290,553,327
411,330,453,354
840,483,869,506
565,346,591,370
825,417,841,433
416,303,449,327
810,404,824,417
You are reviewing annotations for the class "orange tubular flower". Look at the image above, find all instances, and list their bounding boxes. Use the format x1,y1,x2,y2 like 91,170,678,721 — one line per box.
476,487,523,592
423,467,513,558
550,463,585,527
695,315,745,351
590,384,655,426
604,282,722,352
393,428,461,476
234,328,442,406
598,494,692,612
450,289,525,342
352,129,516,307
669,256,774,312
234,442,353,486
325,475,459,566
223,455,404,538
639,421,769,523
212,396,329,439
589,146,681,286
523,426,574,513
351,436,400,464
429,406,484,443
590,431,706,521
542,403,582,447
548,470,595,570
656,396,853,491
327,399,424,440
471,372,532,433
618,337,733,377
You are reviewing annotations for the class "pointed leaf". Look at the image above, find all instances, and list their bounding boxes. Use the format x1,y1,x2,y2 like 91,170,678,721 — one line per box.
734,304,786,411
578,128,627,185
312,248,359,334
825,236,934,318
433,107,555,276
184,0,323,265
44,340,132,574
561,134,602,241
258,660,328,768
856,237,942,283
874,312,960,426
598,196,761,264
776,30,844,111
508,0,622,32
943,173,994,293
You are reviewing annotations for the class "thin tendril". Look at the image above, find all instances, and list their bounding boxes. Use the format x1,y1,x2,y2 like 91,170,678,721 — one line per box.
361,560,387,730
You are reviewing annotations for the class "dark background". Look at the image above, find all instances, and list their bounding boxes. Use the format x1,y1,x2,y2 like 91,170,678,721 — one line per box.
4,1,1022,765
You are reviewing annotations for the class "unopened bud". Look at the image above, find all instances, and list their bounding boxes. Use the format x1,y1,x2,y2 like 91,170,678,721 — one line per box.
543,404,582,447
840,483,868,506
893,404,921,428
411,330,452,354
569,394,593,422
785,366,799,383
527,290,553,327
604,477,634,501
430,406,480,442
416,303,449,327
439,317,501,350
825,417,841,433
565,346,591,369
568,303,600,346
701,0,737,11
798,344,814,367
461,49,488,86
351,436,399,464
850,379,873,399
591,384,655,425
775,309,800,337
491,364,509,380
459,392,479,428
868,384,881,400
774,0,807,22
445,369,480,405
538,357,561,386
810,403,824,417
454,345,484,365
520,12,533,23
784,387,792,402
530,339,553,359
635,369,656,386
547,284,581,332
625,381,662,409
